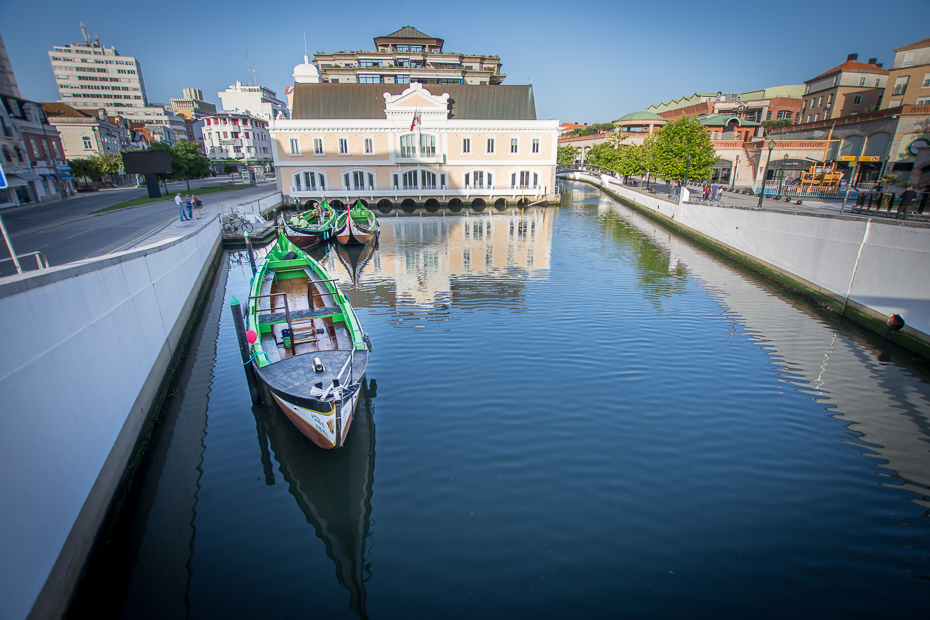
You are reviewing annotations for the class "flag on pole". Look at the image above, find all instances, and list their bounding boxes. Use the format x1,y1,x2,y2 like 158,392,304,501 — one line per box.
410,110,420,131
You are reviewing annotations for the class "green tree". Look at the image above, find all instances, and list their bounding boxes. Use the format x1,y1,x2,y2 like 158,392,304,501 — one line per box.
651,115,717,182
557,145,580,166
761,119,793,132
169,140,212,190
92,152,123,183
222,163,238,174
68,158,100,188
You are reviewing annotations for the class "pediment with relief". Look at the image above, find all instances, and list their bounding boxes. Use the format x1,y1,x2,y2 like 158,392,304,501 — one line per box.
384,83,450,121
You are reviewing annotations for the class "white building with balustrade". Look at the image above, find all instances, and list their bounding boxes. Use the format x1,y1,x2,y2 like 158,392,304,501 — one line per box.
271,58,558,210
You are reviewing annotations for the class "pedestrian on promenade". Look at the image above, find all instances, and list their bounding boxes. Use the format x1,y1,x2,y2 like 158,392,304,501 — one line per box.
711,182,719,202
193,195,202,219
175,193,188,221
185,194,194,220
703,183,711,201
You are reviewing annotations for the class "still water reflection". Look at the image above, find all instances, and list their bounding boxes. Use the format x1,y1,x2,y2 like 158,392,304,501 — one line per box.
73,183,929,618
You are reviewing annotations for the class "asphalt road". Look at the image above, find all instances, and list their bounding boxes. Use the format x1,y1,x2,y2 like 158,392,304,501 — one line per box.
0,181,279,278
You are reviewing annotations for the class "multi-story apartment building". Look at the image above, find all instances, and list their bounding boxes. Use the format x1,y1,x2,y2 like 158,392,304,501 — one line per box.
801,54,888,123
0,30,21,98
648,86,803,124
881,37,930,108
40,103,128,160
170,88,217,120
312,26,505,86
272,62,557,209
48,26,148,112
1,94,73,205
218,82,288,121
202,111,272,170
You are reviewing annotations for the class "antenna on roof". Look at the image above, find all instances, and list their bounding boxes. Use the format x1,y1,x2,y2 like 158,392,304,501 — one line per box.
80,22,91,46
245,47,252,85
304,33,308,56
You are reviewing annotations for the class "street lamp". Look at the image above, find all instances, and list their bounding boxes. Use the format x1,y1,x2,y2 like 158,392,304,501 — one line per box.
731,154,739,190
757,140,775,208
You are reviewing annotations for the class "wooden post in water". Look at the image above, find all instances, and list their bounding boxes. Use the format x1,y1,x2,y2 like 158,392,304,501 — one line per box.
244,231,256,274
230,295,259,403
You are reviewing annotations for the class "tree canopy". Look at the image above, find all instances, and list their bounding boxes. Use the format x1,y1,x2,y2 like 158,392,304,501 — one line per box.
557,145,579,166
651,115,717,182
143,141,212,190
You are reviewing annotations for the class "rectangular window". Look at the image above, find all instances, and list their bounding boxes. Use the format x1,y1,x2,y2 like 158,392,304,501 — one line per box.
313,138,323,155
343,172,350,190
854,95,862,104
364,137,373,154
289,138,299,155
486,137,495,154
420,134,435,157
776,110,793,120
859,77,866,87
82,136,92,149
462,137,471,154
510,138,518,154
358,74,383,84
532,138,540,154
339,138,349,155
892,76,909,96
923,73,930,88
875,78,881,87
903,51,915,67
400,134,416,157
305,172,316,191
817,96,823,107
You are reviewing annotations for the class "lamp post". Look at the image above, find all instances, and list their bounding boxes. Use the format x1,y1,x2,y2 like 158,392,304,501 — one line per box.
731,154,739,190
778,154,788,197
757,140,775,208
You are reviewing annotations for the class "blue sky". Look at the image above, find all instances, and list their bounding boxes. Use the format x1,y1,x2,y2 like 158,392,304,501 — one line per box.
2,0,928,123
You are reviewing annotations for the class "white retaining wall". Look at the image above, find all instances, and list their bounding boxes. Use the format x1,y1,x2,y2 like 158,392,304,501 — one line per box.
568,172,930,341
0,220,221,620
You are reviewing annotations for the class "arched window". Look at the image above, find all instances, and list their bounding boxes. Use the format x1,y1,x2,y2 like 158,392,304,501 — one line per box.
342,169,375,191
464,170,494,189
840,135,864,158
863,133,891,158
510,170,539,189
2,147,12,164
292,169,327,192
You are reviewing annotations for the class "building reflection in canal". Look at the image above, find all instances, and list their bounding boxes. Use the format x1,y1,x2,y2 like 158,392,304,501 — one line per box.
582,183,930,512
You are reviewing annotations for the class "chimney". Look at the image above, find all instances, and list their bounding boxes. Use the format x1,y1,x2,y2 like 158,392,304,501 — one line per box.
877,63,883,68
868,58,877,65
847,53,858,61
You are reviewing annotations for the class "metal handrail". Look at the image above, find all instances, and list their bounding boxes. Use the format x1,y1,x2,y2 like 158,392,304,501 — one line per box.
0,251,49,273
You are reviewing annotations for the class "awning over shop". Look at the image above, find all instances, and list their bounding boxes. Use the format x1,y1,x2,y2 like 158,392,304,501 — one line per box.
11,171,40,181
4,175,29,187
769,158,814,170
713,158,734,168
58,173,76,180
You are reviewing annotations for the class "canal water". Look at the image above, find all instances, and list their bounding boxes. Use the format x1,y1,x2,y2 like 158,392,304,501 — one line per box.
72,181,930,618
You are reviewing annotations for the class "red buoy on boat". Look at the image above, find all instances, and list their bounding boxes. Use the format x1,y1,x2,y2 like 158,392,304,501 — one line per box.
887,314,905,331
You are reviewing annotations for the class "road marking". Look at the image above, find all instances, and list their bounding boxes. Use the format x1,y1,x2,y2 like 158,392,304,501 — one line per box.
105,216,176,255
64,228,94,240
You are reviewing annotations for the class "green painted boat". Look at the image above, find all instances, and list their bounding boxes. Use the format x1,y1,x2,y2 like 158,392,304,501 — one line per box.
247,229,371,449
285,199,338,249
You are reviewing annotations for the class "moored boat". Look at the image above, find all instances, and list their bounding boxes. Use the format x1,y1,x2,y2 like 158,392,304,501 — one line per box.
335,200,379,245
285,199,338,250
247,229,371,449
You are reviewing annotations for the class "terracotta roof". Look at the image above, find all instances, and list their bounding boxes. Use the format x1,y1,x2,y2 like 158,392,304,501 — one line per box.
614,110,667,123
39,102,93,118
291,83,536,120
808,60,888,82
893,37,930,52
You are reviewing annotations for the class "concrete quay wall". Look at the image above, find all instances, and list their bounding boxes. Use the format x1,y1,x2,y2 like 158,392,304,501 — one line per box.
0,220,222,620
566,172,930,356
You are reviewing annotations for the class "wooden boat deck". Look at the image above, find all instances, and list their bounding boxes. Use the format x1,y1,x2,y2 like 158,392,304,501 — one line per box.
258,267,353,364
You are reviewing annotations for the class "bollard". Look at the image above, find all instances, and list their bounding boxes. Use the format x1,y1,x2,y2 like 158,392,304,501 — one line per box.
230,295,260,403
244,231,256,275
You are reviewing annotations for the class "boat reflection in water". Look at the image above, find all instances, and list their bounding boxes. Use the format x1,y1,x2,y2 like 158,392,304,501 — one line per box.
255,377,377,619
336,240,377,290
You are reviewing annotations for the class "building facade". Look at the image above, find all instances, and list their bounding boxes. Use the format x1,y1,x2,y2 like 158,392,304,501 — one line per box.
881,37,930,108
313,26,505,86
170,88,217,119
1,94,74,206
218,82,288,121
801,54,888,123
272,81,557,208
0,30,21,98
648,86,804,124
48,27,148,113
202,111,272,171
40,103,127,161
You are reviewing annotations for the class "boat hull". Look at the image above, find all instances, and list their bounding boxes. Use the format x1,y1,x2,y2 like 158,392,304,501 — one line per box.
270,383,361,449
286,230,328,250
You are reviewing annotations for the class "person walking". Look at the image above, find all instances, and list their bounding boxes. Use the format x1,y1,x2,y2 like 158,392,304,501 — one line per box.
185,194,194,220
703,183,711,202
193,194,203,219
711,182,720,202
175,193,188,221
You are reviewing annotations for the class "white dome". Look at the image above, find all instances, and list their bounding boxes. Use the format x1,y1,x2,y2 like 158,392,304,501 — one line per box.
293,55,321,84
